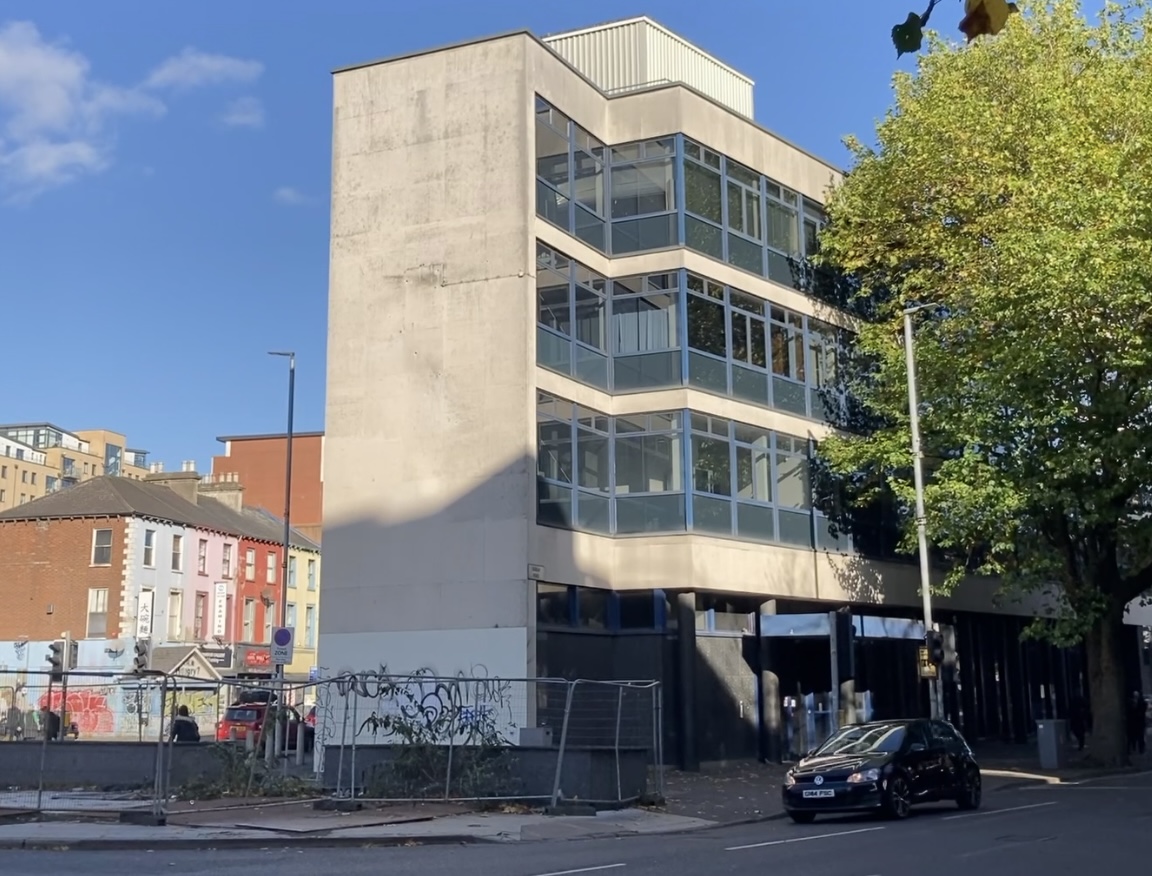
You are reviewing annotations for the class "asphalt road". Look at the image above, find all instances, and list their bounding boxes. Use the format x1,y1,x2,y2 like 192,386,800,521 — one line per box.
1,770,1149,876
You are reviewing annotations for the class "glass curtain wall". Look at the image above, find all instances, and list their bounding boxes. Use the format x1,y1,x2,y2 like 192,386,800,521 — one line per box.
536,391,848,551
535,96,825,287
535,241,848,423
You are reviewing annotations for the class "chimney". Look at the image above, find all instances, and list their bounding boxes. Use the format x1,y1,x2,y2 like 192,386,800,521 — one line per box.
197,471,245,513
144,469,202,504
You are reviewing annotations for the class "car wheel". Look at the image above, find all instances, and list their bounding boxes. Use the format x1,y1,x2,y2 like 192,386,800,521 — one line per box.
884,775,912,820
788,811,816,824
956,768,982,810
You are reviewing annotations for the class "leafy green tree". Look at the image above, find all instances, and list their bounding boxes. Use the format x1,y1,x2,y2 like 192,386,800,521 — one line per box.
822,0,1152,765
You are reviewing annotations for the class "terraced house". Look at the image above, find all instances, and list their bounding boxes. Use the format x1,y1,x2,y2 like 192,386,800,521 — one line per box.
320,17,1150,764
0,468,321,738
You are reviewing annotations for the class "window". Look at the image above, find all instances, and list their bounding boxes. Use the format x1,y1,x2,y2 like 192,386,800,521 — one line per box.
142,529,156,567
691,415,733,534
265,551,276,584
170,534,183,572
29,472,36,485
222,543,233,579
197,538,208,574
612,272,681,390
193,592,208,640
264,602,275,643
21,470,27,483
92,528,113,565
286,602,297,629
242,598,256,641
687,274,728,393
245,548,256,580
167,590,183,640
304,605,316,648
535,243,609,388
610,139,677,254
87,588,109,637
0,489,5,502
614,411,685,534
288,555,297,587
307,558,316,591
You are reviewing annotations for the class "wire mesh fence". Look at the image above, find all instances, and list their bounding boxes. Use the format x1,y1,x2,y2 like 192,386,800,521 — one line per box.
313,673,663,804
0,668,663,813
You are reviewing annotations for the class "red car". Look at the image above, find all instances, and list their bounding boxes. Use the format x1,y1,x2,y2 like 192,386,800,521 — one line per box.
216,692,313,751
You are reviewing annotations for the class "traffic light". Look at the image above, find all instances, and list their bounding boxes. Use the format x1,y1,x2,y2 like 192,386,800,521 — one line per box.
925,630,945,666
66,638,79,671
132,639,151,674
960,0,1018,42
47,640,64,683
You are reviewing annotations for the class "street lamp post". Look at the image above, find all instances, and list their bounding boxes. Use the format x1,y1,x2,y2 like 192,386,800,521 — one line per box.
268,351,295,683
902,306,943,720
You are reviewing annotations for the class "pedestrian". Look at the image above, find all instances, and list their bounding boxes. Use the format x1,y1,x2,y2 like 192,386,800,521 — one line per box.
39,706,60,741
1069,693,1089,752
169,705,201,743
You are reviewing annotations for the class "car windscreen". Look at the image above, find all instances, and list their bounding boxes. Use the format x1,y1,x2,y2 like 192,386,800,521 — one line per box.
813,724,906,756
223,708,260,722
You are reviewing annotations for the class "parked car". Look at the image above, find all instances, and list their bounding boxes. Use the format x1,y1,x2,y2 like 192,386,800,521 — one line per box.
782,718,982,823
216,693,314,751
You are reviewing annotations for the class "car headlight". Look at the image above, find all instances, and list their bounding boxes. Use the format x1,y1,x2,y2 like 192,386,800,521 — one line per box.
847,768,881,784
784,772,797,788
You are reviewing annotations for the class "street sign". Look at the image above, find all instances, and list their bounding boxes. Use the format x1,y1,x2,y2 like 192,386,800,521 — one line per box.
271,627,295,665
918,646,939,680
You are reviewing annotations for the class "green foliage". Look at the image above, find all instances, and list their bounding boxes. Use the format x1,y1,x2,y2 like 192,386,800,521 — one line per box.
822,0,1152,632
174,742,313,801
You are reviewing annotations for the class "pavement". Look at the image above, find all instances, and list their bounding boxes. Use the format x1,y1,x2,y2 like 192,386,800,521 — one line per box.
0,769,1149,874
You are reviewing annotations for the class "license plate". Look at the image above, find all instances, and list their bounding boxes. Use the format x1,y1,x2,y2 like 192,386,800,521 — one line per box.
802,789,835,799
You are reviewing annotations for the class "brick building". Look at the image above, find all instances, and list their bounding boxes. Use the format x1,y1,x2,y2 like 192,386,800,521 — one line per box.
211,432,324,541
0,515,128,643
0,473,320,679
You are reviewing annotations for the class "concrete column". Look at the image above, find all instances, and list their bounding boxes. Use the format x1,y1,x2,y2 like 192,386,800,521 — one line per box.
756,600,783,763
676,592,699,772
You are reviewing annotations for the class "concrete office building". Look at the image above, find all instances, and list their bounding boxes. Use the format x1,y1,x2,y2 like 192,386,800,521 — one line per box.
322,18,1146,761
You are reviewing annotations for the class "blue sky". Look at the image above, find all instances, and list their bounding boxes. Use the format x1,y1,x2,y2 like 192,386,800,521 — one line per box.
0,1,978,470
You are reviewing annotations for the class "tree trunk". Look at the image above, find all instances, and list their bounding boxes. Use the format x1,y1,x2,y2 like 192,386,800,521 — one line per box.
1084,604,1129,767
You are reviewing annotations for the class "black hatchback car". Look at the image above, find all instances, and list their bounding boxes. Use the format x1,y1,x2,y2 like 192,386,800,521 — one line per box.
782,718,981,823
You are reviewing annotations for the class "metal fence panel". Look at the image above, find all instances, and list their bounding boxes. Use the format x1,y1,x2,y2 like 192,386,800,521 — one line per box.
0,668,663,813
312,672,662,805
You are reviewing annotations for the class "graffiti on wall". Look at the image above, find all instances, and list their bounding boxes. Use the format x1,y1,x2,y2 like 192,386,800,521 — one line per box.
39,687,115,736
311,664,520,755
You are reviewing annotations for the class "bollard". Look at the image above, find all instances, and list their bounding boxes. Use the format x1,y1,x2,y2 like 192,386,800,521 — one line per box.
245,729,254,753
295,723,306,766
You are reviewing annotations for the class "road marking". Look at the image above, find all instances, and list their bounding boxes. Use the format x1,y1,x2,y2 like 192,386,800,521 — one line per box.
531,866,626,876
960,836,1057,858
943,801,1057,821
725,826,885,851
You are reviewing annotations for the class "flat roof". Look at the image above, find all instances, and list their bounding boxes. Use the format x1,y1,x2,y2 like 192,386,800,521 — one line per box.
217,432,325,443
330,26,842,177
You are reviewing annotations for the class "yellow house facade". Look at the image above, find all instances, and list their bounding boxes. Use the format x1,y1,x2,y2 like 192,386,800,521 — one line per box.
285,542,321,678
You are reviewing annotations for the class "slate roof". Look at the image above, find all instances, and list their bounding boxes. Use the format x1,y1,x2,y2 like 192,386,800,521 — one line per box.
0,476,318,549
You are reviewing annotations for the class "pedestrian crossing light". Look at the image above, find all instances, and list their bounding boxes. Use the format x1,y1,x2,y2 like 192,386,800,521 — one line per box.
132,639,150,674
47,640,65,683
925,630,946,666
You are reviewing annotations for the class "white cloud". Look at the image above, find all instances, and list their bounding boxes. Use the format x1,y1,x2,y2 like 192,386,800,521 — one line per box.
0,21,265,201
273,186,309,206
0,21,164,199
144,48,263,90
220,96,264,129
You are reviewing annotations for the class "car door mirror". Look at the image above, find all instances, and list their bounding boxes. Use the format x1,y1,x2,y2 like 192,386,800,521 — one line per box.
929,740,947,754
909,742,927,753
